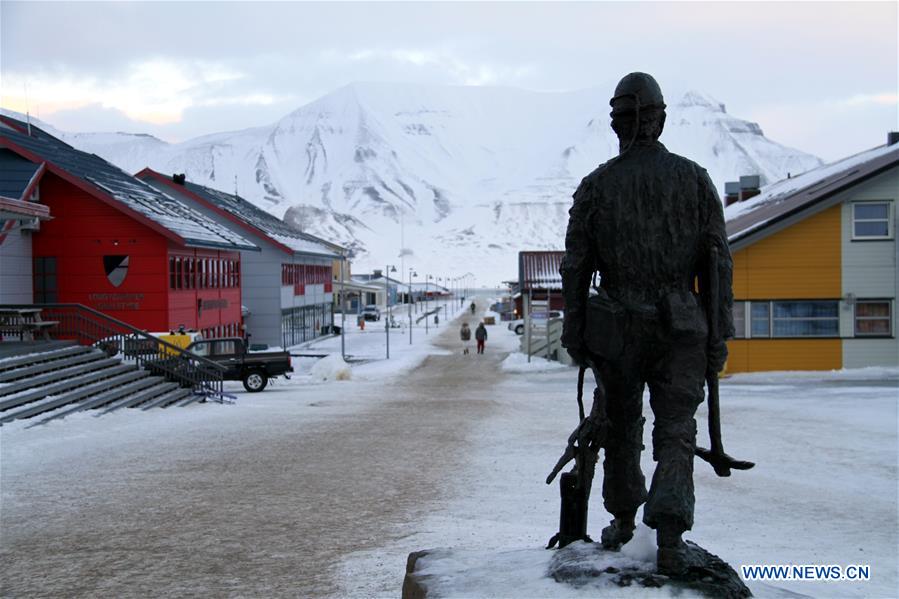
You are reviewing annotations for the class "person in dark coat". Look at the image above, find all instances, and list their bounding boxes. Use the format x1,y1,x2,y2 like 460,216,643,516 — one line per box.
475,322,488,354
460,322,472,355
559,72,734,575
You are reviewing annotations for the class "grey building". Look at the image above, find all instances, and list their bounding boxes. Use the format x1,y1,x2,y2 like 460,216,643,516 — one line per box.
0,150,49,303
139,169,345,349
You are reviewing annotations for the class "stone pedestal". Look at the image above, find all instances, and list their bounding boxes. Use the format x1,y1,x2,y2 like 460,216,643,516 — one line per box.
548,541,752,598
402,541,764,598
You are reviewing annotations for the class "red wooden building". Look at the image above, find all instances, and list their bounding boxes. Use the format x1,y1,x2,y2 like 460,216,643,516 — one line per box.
0,116,258,337
515,250,566,315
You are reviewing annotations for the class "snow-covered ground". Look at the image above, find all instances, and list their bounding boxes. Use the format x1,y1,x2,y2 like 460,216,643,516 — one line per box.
340,358,899,598
1,299,896,597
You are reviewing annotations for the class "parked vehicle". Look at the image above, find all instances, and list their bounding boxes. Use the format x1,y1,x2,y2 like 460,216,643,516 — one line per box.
362,305,381,321
186,337,292,392
96,329,203,359
508,310,564,335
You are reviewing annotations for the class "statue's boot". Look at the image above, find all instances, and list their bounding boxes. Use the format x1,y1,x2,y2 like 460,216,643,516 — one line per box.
600,511,636,550
656,524,688,576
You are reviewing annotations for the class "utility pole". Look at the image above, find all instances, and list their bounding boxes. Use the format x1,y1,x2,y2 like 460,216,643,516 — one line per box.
384,265,397,359
340,255,346,360
408,268,416,345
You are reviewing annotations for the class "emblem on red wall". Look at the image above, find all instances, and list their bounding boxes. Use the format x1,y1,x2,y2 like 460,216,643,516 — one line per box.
103,255,129,288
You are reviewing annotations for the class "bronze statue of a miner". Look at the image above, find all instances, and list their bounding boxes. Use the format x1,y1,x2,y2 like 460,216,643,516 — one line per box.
558,72,736,575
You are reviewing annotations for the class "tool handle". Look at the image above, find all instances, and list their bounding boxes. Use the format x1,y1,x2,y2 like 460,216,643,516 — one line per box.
706,245,724,456
576,366,586,422
708,246,720,342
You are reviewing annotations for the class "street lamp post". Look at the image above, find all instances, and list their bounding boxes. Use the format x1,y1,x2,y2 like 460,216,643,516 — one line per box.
425,275,430,334
385,265,396,359
438,276,445,326
340,255,346,360
408,268,417,344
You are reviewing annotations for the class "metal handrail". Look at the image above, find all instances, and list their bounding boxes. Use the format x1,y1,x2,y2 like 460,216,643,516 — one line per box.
0,303,225,401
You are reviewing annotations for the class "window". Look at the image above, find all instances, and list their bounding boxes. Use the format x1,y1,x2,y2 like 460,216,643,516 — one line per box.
750,302,770,337
732,302,746,339
852,202,892,239
215,340,238,355
169,257,176,289
772,301,839,337
34,256,58,303
855,301,892,337
175,257,183,290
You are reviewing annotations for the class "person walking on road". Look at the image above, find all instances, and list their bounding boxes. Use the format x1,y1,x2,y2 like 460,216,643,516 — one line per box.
475,322,488,354
470,301,476,315
460,322,472,355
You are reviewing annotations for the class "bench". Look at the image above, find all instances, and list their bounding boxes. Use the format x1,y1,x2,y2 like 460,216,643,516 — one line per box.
0,309,59,341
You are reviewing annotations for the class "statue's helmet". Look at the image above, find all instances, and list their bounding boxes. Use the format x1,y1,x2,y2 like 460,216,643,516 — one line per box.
609,72,666,117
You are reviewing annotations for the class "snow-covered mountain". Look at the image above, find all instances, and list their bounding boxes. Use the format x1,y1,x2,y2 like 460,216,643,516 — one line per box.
5,83,822,284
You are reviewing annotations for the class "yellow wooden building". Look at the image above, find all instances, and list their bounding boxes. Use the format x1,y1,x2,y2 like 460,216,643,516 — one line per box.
724,137,899,373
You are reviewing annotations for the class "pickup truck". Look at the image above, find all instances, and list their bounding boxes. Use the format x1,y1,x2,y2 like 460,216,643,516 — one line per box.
186,337,292,392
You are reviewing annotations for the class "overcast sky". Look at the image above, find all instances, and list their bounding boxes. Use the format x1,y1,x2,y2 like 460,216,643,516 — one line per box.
2,1,896,161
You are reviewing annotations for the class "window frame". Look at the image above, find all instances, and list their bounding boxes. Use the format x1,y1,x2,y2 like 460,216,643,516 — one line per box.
749,301,771,338
744,300,842,339
851,201,893,241
732,301,747,339
770,300,840,338
854,300,893,338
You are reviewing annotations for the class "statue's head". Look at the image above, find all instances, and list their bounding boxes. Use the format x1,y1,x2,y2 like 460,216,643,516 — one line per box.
609,72,667,152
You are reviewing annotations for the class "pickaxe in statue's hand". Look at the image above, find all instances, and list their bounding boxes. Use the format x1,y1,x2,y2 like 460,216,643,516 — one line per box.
694,245,755,477
694,369,755,476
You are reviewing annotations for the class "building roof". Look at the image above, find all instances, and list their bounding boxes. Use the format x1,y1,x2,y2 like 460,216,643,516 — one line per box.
343,278,383,293
0,195,50,221
518,251,564,291
138,169,342,259
0,149,42,199
0,116,257,251
726,142,899,247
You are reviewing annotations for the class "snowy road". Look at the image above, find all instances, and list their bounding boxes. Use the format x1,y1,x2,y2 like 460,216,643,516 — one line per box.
0,299,510,597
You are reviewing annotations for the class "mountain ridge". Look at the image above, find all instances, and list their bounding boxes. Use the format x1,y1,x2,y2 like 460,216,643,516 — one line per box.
2,82,823,283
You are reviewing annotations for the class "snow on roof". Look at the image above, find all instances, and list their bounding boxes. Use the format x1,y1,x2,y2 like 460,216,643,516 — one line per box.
519,251,564,291
170,175,342,258
409,281,448,292
0,118,257,251
726,142,899,244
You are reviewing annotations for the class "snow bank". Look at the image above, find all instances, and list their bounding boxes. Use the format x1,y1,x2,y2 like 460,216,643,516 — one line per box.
309,354,351,381
501,352,571,373
726,366,899,384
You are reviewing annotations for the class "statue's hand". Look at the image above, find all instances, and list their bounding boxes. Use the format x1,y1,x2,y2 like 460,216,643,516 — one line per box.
568,416,601,449
707,338,729,374
566,346,589,368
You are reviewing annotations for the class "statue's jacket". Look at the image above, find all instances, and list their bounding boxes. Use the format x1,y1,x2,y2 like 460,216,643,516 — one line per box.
560,141,735,352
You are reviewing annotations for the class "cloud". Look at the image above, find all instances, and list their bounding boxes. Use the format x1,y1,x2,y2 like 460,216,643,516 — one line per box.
1,1,893,156
841,93,899,107
329,46,534,88
0,58,267,125
749,91,899,161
